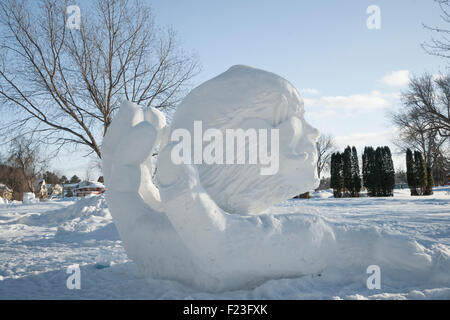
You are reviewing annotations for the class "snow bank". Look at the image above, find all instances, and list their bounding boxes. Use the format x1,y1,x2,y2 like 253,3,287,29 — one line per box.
0,186,449,298
23,192,38,204
14,196,113,235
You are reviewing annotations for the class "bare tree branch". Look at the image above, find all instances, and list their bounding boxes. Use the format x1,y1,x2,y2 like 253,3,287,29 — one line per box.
316,133,337,179
0,0,200,158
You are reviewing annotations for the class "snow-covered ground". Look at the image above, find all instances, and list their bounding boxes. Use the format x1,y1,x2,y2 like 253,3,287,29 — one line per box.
0,187,449,299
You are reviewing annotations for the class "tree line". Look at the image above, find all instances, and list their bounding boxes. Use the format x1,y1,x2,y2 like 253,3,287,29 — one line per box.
330,146,395,198
362,146,395,197
0,137,97,200
330,146,362,198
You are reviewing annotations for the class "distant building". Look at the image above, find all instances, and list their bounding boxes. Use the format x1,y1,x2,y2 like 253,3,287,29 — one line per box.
0,183,13,201
60,183,78,197
74,181,106,197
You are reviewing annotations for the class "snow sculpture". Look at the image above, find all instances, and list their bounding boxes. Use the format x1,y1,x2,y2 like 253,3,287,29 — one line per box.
102,65,334,291
168,65,320,214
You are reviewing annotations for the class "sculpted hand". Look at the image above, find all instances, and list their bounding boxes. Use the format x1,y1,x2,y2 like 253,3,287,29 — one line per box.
102,101,199,282
156,141,336,291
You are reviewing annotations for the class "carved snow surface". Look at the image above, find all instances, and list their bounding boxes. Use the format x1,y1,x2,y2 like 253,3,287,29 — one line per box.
101,66,449,292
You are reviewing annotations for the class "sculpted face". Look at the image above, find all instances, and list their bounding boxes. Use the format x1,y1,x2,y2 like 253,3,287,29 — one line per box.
168,65,320,214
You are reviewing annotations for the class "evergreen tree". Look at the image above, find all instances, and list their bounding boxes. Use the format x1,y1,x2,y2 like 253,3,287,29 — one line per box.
374,147,383,196
424,166,434,196
330,153,337,197
69,175,81,184
406,149,417,195
43,171,60,185
382,146,395,196
342,146,353,197
336,152,344,198
66,187,73,197
59,175,69,185
414,151,427,195
330,152,343,198
351,147,361,197
363,146,376,196
362,147,370,194
363,146,395,197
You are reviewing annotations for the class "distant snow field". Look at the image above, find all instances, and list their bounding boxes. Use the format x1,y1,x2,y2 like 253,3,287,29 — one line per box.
0,187,449,299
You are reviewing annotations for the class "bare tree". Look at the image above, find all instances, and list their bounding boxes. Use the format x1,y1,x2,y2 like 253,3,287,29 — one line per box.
392,107,447,166
422,0,450,59
391,73,450,185
402,73,450,138
0,0,199,158
316,133,336,179
400,74,450,139
1,137,45,199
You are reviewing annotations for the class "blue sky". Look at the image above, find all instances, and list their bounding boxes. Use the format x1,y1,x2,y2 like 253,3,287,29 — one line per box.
50,0,447,178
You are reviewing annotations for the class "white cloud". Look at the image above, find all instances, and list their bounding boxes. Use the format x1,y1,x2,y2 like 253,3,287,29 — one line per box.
300,88,320,95
380,70,410,87
322,91,389,110
307,108,336,120
303,98,318,107
335,130,395,150
304,90,390,112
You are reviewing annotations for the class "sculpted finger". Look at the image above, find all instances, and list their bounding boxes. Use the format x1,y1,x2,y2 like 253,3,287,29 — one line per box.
102,101,144,155
102,100,145,181
113,121,158,166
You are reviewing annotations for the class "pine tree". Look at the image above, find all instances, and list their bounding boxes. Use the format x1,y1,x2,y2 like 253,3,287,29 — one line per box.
330,152,343,198
351,147,361,197
363,146,376,196
374,147,383,196
362,147,370,195
330,153,337,197
406,149,417,195
70,175,81,184
424,166,434,196
66,187,73,197
382,146,395,196
336,152,344,198
414,151,427,195
59,175,69,185
342,146,353,197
